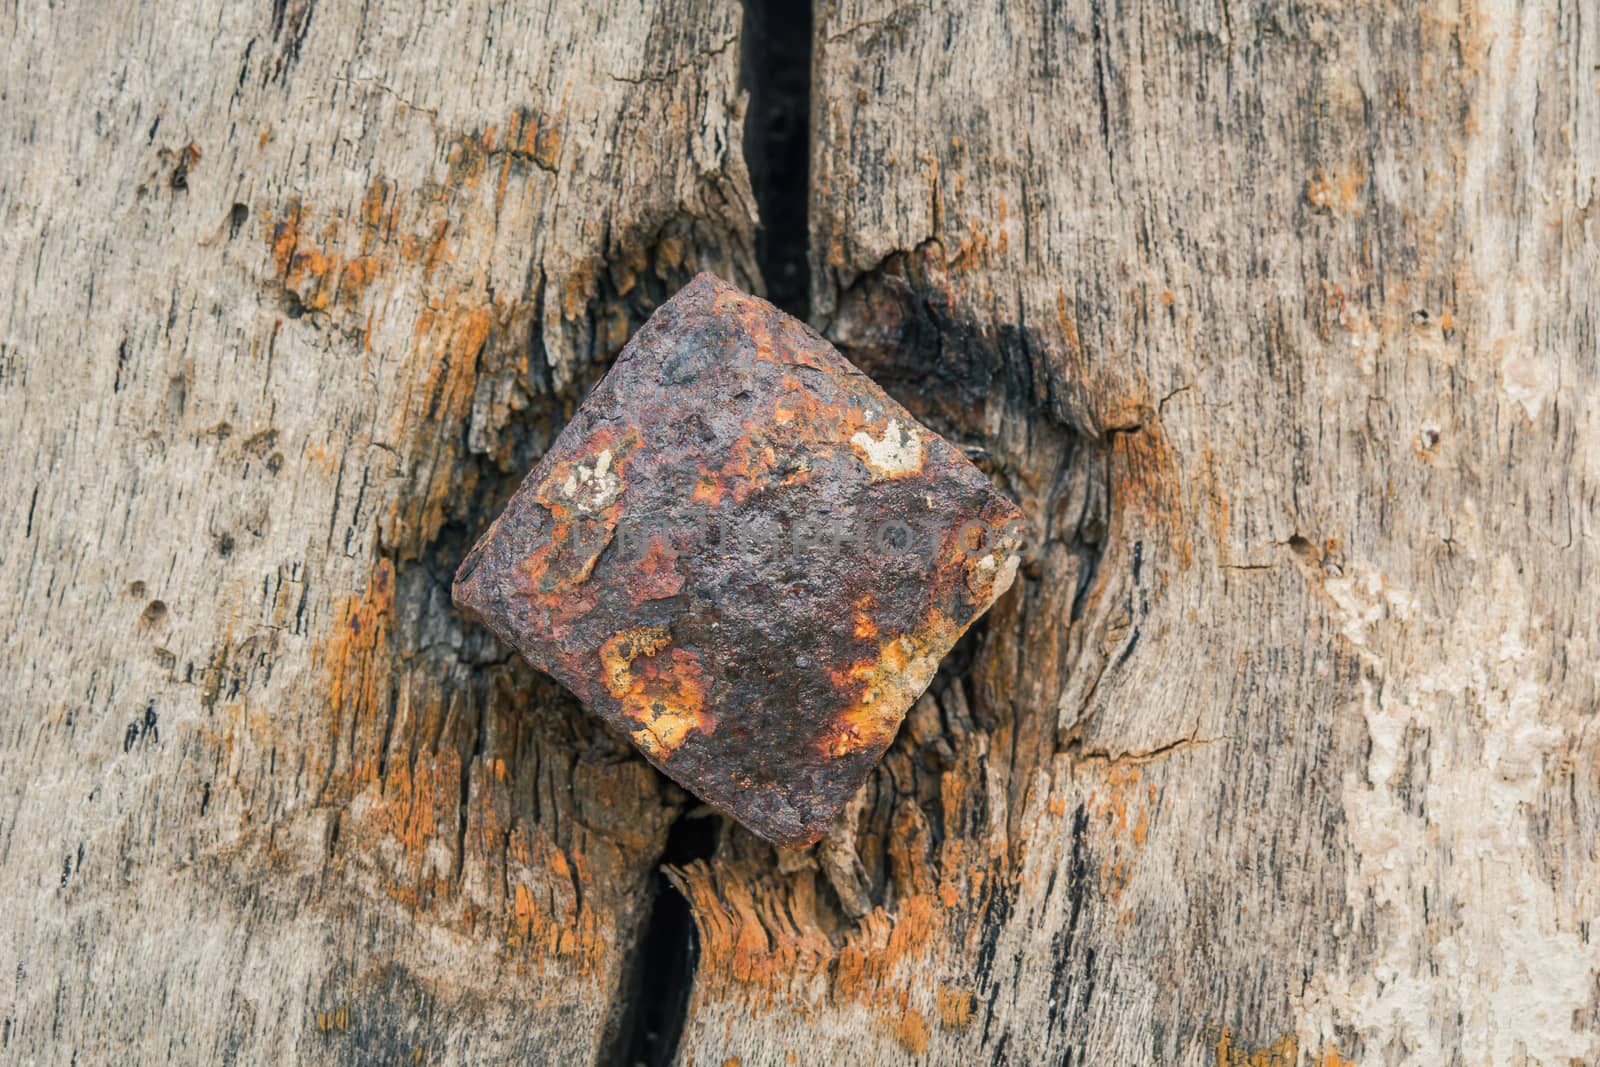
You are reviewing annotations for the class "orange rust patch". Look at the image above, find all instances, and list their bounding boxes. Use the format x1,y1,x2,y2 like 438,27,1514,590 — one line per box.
819,503,1020,761
599,626,710,757
698,378,877,503
821,626,946,758
487,428,644,636
628,536,686,605
691,467,728,506
852,594,879,640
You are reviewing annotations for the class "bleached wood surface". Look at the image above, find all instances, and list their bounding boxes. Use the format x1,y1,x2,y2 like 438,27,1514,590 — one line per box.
3,1,1597,1065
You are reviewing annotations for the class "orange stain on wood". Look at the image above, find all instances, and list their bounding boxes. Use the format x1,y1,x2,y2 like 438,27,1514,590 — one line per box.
885,1007,930,1054
1083,764,1156,904
320,559,396,791
1306,164,1367,216
676,858,960,1018
1209,1029,1349,1067
935,984,976,1030
1111,405,1194,572
313,559,623,975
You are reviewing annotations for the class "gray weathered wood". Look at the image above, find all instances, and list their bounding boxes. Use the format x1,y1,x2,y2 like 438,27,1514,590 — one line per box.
4,1,1597,1065
671,1,1600,1064
1,1,755,1062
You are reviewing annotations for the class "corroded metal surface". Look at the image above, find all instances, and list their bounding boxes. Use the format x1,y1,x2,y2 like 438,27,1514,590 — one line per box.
454,274,1023,846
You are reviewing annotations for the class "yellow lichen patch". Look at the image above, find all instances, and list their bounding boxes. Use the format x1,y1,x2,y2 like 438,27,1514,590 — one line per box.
600,625,672,691
821,623,949,758
599,626,709,757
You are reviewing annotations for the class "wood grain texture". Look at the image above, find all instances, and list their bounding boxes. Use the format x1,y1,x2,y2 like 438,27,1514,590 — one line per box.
4,0,1598,1065
0,0,756,1062
671,1,1600,1064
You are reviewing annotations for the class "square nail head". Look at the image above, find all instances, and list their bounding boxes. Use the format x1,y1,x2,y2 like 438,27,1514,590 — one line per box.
454,274,1023,846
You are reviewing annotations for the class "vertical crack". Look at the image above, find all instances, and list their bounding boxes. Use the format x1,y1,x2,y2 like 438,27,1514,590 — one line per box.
610,812,720,1067
740,0,813,320
606,4,816,1064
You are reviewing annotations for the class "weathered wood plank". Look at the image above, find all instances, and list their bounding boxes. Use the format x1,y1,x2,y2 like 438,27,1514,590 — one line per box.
672,1,1600,1064
0,1,757,1062
5,1,1598,1064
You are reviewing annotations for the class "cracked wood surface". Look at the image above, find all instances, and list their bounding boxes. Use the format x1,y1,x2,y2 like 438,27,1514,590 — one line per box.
674,1,1600,1065
4,1,1599,1066
1,0,757,1062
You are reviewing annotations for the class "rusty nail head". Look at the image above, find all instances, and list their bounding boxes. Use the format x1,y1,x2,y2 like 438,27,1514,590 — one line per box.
454,274,1023,846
